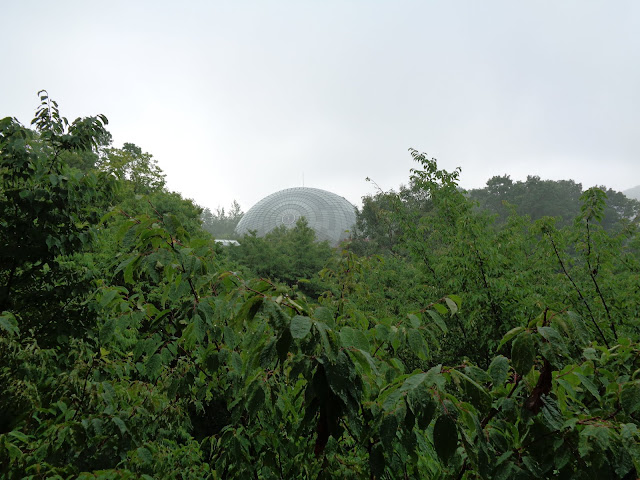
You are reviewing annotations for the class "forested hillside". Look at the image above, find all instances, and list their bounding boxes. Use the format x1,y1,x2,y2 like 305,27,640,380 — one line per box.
467,175,640,230
2,95,640,479
624,185,640,202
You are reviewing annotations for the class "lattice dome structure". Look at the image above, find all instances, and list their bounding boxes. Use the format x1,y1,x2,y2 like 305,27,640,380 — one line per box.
235,187,356,246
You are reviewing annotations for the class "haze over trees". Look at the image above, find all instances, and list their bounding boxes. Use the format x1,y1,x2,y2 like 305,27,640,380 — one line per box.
624,185,640,202
1,94,640,479
201,201,244,239
468,175,640,230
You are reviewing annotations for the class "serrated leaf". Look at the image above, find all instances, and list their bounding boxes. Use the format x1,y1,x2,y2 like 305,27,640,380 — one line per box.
290,315,312,339
112,416,127,434
579,424,611,455
145,353,163,381
349,348,377,375
488,355,510,387
276,329,292,363
315,322,338,360
369,443,385,478
406,381,436,430
511,331,535,376
426,309,448,333
124,255,138,284
375,323,390,342
407,313,421,328
541,397,564,430
407,328,428,359
380,413,399,450
620,382,640,414
326,351,358,406
259,337,277,367
537,326,567,357
433,415,458,463
575,373,600,401
339,326,369,351
247,383,266,416
99,318,116,344
223,325,239,348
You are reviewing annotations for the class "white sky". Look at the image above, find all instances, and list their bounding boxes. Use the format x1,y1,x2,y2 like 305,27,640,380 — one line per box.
3,1,639,211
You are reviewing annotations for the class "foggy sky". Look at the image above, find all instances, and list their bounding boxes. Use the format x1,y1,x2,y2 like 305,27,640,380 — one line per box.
3,1,639,211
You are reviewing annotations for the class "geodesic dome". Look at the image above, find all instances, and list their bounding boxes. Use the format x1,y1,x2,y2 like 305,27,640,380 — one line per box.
235,187,356,246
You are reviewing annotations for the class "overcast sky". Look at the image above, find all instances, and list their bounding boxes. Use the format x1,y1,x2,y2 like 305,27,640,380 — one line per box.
3,1,639,211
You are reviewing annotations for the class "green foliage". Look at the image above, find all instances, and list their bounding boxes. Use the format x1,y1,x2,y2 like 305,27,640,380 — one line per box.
469,174,640,230
231,218,334,297
201,201,244,239
97,142,166,194
0,94,117,341
1,97,639,479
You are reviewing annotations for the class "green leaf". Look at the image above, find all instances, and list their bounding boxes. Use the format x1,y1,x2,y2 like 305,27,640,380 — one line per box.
259,337,277,367
432,303,448,315
522,456,543,477
541,397,564,430
444,297,458,315
375,323,390,342
145,353,163,381
406,381,436,430
315,322,338,360
313,306,334,324
426,309,448,333
447,294,462,309
124,255,138,284
433,415,458,463
136,447,153,465
290,315,312,339
380,413,399,450
5,441,22,461
236,295,263,325
575,373,601,401
511,331,535,376
579,424,611,457
407,328,427,360
276,329,292,363
621,382,640,414
369,443,385,478
326,351,358,406
8,430,29,443
451,370,491,412
99,288,119,307
407,313,421,328
223,325,239,348
99,318,116,344
112,416,127,434
349,348,377,375
339,326,370,351
0,312,19,336
247,382,266,416
537,326,567,359
499,326,525,350
488,355,510,387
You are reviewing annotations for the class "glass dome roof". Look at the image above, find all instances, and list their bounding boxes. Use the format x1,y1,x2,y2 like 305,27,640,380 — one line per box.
235,187,356,246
